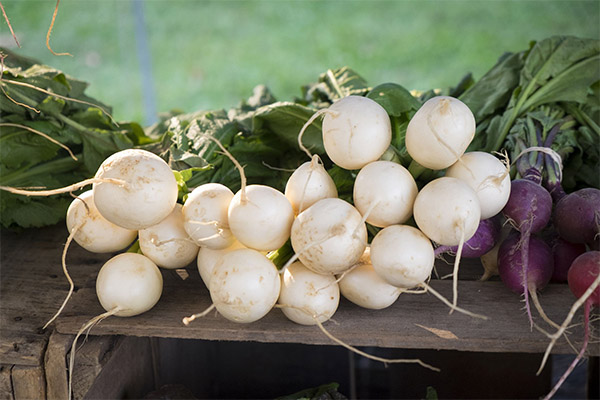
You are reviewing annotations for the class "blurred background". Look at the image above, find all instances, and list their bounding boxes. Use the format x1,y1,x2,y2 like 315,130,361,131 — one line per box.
1,0,598,125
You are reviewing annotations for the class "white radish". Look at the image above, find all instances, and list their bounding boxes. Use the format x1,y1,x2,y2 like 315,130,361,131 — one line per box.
208,248,281,323
370,225,435,288
228,184,294,251
96,252,164,317
138,204,200,269
413,176,482,310
353,161,418,227
278,261,339,325
66,190,137,253
338,247,401,309
197,239,246,290
69,252,163,399
93,149,178,230
445,151,511,219
284,155,338,214
406,96,475,170
321,95,392,170
290,197,367,275
182,183,235,249
413,177,481,246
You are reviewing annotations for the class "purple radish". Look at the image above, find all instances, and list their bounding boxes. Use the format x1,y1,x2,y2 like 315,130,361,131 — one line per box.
550,237,587,283
553,188,600,246
434,217,501,259
501,179,553,328
497,232,554,329
541,251,600,400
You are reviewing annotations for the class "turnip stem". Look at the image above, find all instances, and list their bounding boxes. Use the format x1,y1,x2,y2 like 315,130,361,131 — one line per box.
69,307,121,400
182,304,216,326
297,109,327,159
537,274,600,375
543,300,591,400
0,177,126,196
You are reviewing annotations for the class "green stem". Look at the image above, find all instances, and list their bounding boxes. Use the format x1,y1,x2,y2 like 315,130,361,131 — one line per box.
0,155,82,186
408,159,427,180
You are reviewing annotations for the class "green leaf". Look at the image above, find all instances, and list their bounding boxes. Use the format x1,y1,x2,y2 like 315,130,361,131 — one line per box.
366,83,420,117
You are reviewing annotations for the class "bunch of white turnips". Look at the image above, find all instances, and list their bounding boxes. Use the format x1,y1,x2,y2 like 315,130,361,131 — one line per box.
66,94,511,328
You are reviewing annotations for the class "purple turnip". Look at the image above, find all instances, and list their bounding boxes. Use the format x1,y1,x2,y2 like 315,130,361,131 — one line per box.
553,188,600,247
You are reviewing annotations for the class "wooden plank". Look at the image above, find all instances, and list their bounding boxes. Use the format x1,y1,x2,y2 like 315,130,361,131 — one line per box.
75,337,155,400
0,365,13,400
44,332,72,400
11,365,45,400
55,268,599,355
0,330,47,367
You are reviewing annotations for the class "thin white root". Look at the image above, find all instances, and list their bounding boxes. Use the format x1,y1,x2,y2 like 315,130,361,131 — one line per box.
317,264,359,293
529,288,561,330
68,307,121,400
0,123,78,161
182,304,217,325
450,224,466,314
274,304,440,372
297,109,332,159
204,135,247,202
43,223,82,330
297,156,317,213
0,177,126,197
536,274,600,376
420,282,488,320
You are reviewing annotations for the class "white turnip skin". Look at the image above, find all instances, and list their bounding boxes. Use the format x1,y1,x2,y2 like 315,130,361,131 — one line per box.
139,204,200,269
284,155,338,214
338,248,401,309
434,217,501,259
322,95,392,170
406,96,475,170
278,261,339,325
353,161,418,228
209,248,281,323
96,253,163,317
93,149,178,230
66,190,137,253
413,177,481,246
182,183,235,250
370,225,434,289
197,239,246,290
290,198,367,275
445,151,511,219
228,184,294,252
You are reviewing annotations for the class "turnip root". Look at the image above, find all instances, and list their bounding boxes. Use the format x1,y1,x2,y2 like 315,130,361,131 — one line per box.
445,151,511,219
290,198,367,275
353,161,418,227
539,251,600,400
196,239,246,290
66,190,137,253
434,216,501,259
69,253,163,400
339,247,401,309
278,261,339,325
139,204,200,269
413,176,481,309
553,188,600,246
502,178,553,327
182,183,235,249
185,249,280,324
497,232,555,329
93,149,178,230
406,96,475,170
284,155,338,215
320,95,392,170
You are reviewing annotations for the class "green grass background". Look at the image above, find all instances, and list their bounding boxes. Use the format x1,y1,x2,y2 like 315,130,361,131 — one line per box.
2,0,599,124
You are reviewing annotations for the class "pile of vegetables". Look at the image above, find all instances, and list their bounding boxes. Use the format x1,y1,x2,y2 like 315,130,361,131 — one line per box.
1,35,599,400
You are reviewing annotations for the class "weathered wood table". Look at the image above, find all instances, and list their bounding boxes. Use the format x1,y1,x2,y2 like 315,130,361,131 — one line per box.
1,225,598,399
